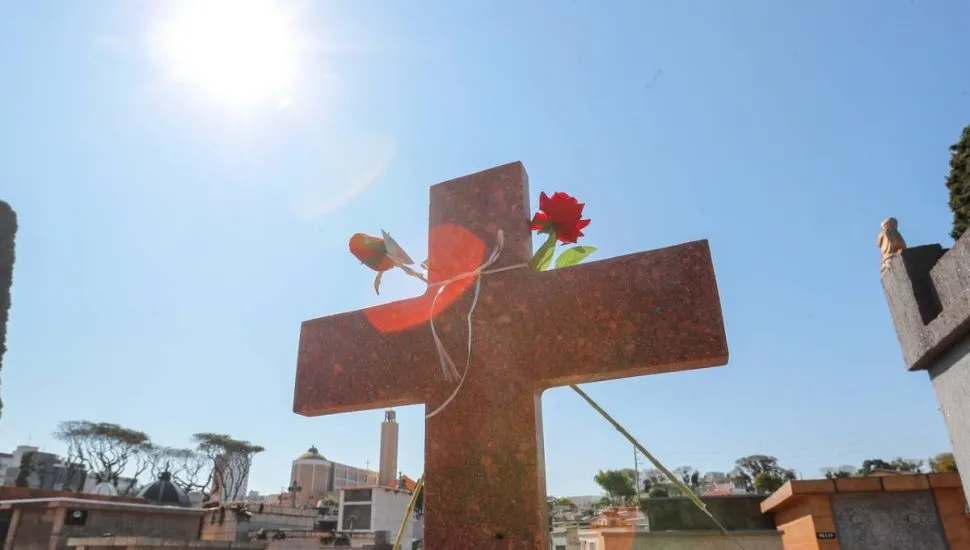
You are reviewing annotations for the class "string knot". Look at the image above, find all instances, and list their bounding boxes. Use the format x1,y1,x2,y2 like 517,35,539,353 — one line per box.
425,229,529,420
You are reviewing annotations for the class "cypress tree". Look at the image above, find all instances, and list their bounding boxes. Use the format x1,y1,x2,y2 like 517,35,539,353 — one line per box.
947,125,970,241
0,199,16,420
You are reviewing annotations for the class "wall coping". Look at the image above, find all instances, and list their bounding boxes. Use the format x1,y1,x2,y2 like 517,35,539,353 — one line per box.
0,497,205,515
760,473,962,514
67,536,266,548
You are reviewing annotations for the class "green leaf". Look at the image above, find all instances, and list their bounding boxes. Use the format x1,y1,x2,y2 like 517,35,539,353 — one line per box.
555,246,597,269
374,271,384,295
381,230,415,265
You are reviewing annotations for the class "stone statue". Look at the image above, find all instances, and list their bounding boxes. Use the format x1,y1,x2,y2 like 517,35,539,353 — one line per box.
878,217,906,272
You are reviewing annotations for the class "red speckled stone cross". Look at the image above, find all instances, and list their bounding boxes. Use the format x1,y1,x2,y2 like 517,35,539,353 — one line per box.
293,161,728,549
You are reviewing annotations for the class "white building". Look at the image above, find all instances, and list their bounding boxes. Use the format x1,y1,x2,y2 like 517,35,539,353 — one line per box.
337,485,422,549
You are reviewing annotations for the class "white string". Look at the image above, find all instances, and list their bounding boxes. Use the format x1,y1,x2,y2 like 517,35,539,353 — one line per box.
424,230,529,420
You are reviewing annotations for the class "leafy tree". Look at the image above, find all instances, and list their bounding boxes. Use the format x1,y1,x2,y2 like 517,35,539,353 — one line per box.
15,451,34,487
930,452,958,473
593,469,637,505
193,433,264,502
147,446,213,496
860,458,923,476
673,466,699,489
753,471,791,494
731,455,796,494
53,421,151,494
821,465,858,479
947,124,970,240
0,200,15,421
648,487,668,498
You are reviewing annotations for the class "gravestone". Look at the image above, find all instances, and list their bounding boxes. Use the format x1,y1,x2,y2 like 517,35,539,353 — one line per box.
881,230,970,502
293,161,729,549
831,492,948,550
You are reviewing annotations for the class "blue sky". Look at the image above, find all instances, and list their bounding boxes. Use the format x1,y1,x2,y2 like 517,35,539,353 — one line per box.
1,0,968,498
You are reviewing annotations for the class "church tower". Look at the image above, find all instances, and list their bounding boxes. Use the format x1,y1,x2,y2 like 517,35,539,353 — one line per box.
378,410,399,487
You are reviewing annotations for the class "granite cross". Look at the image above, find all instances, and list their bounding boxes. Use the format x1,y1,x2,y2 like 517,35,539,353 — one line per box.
293,161,728,549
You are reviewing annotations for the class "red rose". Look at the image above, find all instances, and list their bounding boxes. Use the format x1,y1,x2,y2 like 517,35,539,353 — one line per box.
349,233,396,272
530,191,591,243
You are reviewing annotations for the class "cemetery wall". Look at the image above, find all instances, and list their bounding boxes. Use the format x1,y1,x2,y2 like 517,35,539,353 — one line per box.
642,495,773,532
760,474,970,550
584,528,782,550
65,536,266,550
199,503,318,542
3,500,204,550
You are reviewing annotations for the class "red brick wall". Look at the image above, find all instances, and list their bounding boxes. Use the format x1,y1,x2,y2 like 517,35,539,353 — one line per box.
0,486,146,504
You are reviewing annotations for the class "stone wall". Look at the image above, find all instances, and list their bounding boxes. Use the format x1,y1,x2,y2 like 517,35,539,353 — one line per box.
830,491,947,550
641,495,774,532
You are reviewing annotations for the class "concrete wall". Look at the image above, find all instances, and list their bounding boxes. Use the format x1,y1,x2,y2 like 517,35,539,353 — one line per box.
4,502,203,550
199,503,317,542
881,232,970,503
66,536,265,549
930,333,970,501
581,529,782,550
642,495,774,532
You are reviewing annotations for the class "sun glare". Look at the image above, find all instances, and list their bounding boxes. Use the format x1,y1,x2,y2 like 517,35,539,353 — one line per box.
153,0,299,109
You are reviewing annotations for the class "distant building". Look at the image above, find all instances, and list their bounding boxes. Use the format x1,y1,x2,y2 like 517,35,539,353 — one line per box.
378,410,399,487
0,452,13,477
337,485,421,549
2,445,85,491
289,446,378,508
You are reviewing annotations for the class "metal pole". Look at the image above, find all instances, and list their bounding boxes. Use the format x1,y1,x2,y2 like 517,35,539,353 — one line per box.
634,446,641,498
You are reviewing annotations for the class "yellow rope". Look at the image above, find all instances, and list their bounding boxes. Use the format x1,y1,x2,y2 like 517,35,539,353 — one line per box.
389,386,747,550
392,475,424,550
569,384,746,549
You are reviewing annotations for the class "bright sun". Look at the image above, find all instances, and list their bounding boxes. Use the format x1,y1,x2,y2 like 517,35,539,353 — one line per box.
152,0,299,109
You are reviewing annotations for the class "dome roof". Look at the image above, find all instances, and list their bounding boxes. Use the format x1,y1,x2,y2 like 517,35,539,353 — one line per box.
296,445,326,462
137,472,191,507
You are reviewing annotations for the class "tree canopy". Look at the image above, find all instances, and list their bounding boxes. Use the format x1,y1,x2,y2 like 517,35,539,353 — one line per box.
48,420,264,499
930,452,958,473
860,458,923,476
730,455,796,494
947,124,970,241
53,420,151,494
593,468,637,505
0,199,16,421
193,432,265,501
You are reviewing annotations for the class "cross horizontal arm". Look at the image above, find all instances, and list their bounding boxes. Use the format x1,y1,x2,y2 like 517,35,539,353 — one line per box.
293,299,440,416
528,239,728,387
